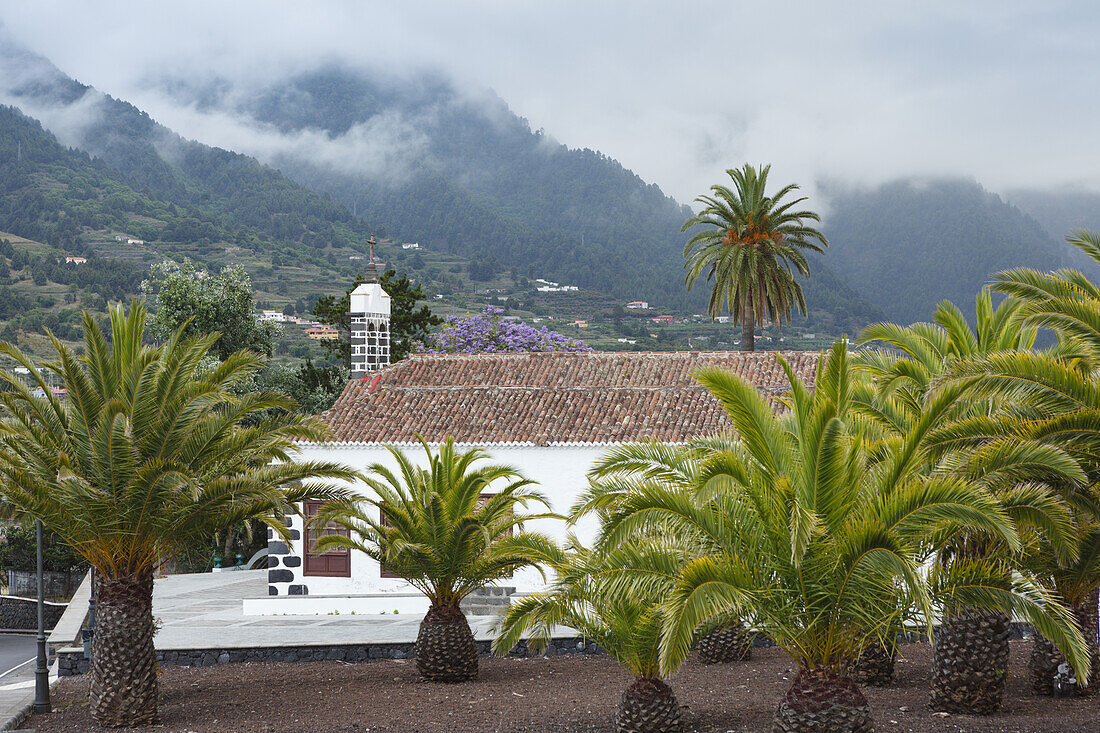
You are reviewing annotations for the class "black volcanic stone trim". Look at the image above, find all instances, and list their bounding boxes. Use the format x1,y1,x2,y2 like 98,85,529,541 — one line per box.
0,596,67,630
56,637,607,676
54,622,1042,678
268,556,280,568
268,541,289,556
269,586,279,596
289,529,300,540
283,556,302,568
268,569,294,583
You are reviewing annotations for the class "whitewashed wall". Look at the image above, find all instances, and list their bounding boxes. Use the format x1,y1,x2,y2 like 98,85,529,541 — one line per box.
261,443,608,610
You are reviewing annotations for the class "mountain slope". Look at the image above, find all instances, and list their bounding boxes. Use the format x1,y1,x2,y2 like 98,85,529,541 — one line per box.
150,65,883,329
819,179,1068,325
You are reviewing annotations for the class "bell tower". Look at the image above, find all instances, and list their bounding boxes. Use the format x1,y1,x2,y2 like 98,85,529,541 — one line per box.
349,236,391,379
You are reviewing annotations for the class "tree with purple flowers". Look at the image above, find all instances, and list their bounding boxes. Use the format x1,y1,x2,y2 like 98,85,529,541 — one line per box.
420,307,592,354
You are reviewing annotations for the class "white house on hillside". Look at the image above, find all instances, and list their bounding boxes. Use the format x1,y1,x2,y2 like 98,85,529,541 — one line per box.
253,280,819,615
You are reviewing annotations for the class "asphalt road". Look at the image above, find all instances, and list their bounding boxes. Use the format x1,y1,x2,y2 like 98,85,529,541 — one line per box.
0,634,37,682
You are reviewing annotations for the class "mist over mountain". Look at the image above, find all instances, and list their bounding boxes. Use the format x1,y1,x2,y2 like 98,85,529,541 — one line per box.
2,35,1094,339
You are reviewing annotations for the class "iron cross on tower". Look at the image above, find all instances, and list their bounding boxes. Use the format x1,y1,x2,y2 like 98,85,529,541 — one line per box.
367,234,377,264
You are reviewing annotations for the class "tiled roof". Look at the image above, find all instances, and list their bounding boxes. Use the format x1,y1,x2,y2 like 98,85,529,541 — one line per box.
319,351,820,445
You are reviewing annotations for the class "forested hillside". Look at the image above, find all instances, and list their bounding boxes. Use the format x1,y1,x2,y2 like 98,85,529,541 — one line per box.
1006,188,1100,273
820,179,1068,325
154,65,882,330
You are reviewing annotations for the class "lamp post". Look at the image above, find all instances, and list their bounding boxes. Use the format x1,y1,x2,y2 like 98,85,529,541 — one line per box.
33,518,51,714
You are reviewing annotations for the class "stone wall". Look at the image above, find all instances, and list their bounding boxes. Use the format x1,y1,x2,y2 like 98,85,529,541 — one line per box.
0,595,67,630
59,636,604,677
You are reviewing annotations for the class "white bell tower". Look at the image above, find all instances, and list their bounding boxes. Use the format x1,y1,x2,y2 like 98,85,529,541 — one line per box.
349,236,391,379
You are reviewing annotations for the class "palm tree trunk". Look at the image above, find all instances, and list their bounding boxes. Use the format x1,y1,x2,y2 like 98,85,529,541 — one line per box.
772,668,873,732
929,607,1010,714
741,299,755,352
613,677,683,733
1027,587,1100,697
696,619,753,664
847,636,897,687
415,604,479,682
89,572,158,727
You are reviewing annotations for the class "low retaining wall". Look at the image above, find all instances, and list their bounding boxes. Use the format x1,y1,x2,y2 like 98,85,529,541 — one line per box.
58,636,605,677
55,622,1037,677
0,594,67,630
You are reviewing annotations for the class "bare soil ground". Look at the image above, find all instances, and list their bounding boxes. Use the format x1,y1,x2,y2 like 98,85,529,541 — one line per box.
27,640,1100,732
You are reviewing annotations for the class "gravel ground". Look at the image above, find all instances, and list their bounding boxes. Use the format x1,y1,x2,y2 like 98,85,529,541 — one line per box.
26,640,1100,732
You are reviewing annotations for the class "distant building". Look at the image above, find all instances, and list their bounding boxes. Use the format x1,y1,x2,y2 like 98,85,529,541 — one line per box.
625,301,649,310
572,319,589,328
714,316,731,324
349,255,364,261
401,242,420,250
306,326,339,341
64,256,87,265
259,310,287,323
650,315,675,323
126,238,144,245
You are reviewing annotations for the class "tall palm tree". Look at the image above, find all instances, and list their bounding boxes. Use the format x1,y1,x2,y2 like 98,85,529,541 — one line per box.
591,344,1089,732
493,540,688,733
313,438,559,682
0,303,357,728
682,164,827,352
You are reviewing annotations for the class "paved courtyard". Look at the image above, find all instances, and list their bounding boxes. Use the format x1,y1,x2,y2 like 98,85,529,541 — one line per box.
152,570,501,650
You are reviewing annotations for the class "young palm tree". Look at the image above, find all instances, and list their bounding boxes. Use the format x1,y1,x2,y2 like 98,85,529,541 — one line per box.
856,288,1090,712
313,438,559,682
0,303,357,728
934,229,1100,700
682,164,827,352
581,438,755,664
493,540,688,733
1021,504,1100,696
592,343,1089,732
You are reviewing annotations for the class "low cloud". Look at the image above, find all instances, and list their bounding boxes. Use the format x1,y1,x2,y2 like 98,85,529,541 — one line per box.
2,2,1099,204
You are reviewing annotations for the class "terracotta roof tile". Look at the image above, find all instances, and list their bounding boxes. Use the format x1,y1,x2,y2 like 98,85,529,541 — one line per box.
319,351,820,444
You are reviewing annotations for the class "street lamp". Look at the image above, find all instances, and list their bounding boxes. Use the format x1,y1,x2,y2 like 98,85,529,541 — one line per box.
33,518,51,714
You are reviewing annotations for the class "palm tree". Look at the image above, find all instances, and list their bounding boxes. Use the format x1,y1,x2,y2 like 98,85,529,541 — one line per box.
312,438,559,682
0,303,357,728
1021,502,1100,696
493,540,688,733
581,438,755,664
591,343,1089,732
855,288,1092,712
935,229,1100,700
682,164,827,352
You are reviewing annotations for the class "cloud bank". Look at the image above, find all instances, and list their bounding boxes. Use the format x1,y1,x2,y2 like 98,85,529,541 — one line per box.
1,1,1098,202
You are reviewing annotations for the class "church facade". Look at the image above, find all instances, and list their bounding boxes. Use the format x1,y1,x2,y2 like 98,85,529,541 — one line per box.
254,279,820,615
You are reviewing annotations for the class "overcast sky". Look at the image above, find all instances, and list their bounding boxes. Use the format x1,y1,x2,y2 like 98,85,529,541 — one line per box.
2,1,1099,202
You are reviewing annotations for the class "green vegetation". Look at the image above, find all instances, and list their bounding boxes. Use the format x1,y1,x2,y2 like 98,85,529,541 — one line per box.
823,179,1068,326
0,303,356,726
313,439,559,683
